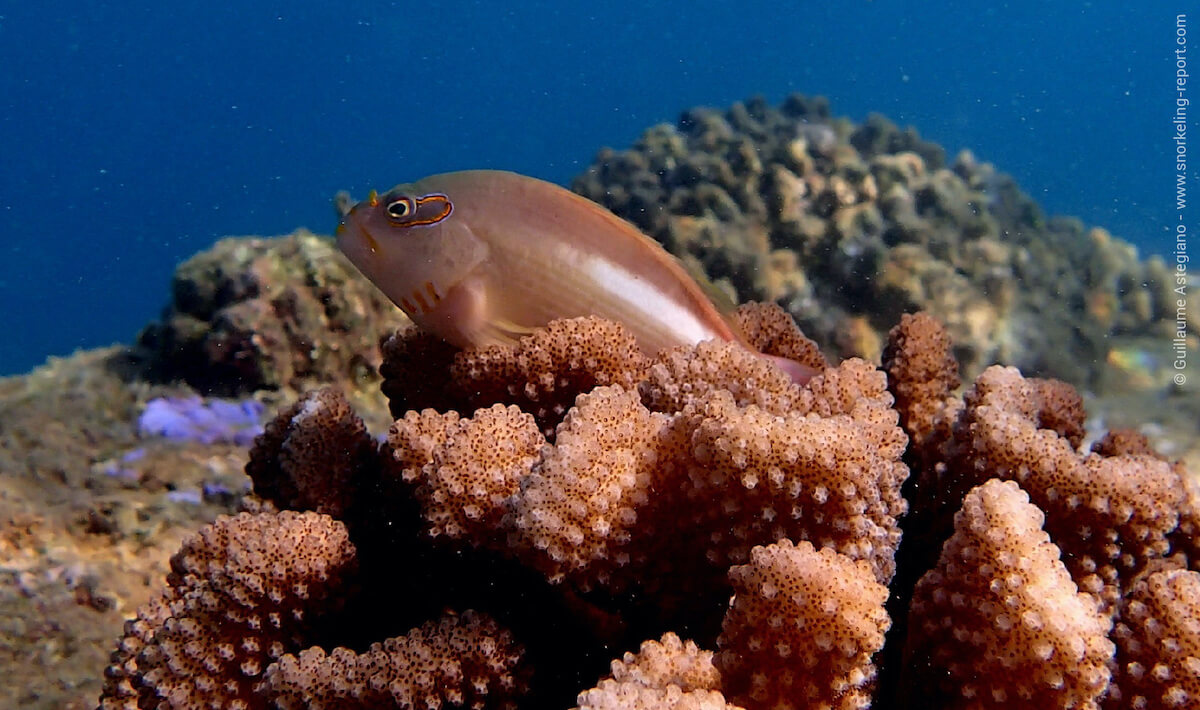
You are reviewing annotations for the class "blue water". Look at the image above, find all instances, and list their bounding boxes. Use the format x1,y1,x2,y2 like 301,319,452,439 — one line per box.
0,2,1186,375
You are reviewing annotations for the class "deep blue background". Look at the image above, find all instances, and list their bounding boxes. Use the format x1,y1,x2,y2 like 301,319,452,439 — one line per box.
0,2,1187,375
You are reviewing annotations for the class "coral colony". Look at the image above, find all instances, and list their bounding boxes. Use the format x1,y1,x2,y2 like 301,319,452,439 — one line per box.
100,305,1200,710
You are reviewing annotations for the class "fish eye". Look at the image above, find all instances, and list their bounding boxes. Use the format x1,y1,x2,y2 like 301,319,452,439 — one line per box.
386,197,414,220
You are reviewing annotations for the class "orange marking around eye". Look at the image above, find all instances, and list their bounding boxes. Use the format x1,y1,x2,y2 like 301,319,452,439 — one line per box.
406,193,453,226
424,281,440,303
368,189,379,207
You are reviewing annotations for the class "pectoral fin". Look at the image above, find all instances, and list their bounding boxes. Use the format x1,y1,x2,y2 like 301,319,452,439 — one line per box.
424,277,489,348
477,317,542,348
427,276,541,349
759,353,820,385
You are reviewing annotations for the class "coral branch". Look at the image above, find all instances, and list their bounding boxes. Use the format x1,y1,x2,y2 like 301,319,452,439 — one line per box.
902,479,1114,709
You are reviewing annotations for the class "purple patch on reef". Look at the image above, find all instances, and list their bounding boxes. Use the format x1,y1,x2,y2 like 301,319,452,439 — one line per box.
139,396,265,446
102,462,139,481
202,482,232,497
166,488,203,505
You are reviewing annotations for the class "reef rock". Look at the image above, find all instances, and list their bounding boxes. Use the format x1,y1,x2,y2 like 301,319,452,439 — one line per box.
135,230,408,400
572,94,1187,388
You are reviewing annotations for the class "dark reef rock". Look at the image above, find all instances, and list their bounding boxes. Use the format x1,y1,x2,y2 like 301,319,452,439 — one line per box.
135,230,409,397
572,94,1188,387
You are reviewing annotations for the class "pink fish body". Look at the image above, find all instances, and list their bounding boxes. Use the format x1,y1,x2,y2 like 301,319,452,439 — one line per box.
336,170,813,380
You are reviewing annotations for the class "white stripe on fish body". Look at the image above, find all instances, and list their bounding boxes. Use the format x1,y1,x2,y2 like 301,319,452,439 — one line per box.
580,254,717,346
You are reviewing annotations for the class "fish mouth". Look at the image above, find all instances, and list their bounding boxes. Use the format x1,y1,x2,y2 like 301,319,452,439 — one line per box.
332,207,379,257
332,189,382,254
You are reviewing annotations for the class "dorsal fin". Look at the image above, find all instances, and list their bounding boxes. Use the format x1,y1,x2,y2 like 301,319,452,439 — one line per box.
333,190,354,218
684,260,739,314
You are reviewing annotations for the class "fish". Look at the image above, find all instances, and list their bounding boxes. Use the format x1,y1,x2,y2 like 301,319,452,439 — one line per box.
336,170,815,382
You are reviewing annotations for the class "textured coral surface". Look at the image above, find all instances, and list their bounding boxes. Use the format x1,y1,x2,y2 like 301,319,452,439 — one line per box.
718,540,889,710
902,480,1114,708
92,307,1200,709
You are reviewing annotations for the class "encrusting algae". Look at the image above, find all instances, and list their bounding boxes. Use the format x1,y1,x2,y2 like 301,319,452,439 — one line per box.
98,304,1200,710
